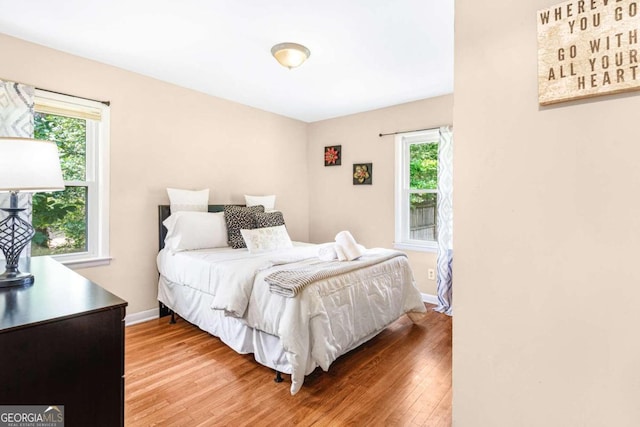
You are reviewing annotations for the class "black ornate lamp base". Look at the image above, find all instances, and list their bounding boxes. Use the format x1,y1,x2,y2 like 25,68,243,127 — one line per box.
0,192,36,288
0,271,34,287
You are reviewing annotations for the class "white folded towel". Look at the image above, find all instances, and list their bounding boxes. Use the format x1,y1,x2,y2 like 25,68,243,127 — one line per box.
334,230,365,261
318,243,338,261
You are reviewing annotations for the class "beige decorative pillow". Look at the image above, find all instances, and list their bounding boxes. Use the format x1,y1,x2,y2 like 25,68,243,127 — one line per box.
240,225,293,253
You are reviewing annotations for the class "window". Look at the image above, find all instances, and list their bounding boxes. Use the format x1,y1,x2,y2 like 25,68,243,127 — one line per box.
395,129,440,252
32,90,110,267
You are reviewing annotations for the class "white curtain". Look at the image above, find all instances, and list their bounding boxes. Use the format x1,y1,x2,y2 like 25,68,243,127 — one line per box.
435,125,453,315
0,80,35,258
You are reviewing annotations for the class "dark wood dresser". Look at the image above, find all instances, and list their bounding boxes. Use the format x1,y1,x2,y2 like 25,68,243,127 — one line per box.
0,256,127,427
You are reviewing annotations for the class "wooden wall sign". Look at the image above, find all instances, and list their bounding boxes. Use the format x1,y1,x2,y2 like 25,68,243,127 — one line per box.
538,0,640,105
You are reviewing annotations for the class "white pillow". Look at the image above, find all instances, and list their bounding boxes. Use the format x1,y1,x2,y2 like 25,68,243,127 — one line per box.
240,225,293,253
167,188,209,213
163,211,228,251
244,194,276,212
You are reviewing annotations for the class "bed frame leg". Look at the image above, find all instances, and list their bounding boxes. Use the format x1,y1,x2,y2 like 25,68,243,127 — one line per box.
169,311,176,324
274,371,284,383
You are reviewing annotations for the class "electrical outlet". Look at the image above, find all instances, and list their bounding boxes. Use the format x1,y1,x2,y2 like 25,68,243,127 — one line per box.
428,269,435,280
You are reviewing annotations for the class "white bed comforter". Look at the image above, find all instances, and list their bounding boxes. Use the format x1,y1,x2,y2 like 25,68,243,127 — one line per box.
157,244,425,394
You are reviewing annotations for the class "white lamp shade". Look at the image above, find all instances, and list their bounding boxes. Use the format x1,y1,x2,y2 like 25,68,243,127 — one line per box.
0,137,65,192
271,42,310,69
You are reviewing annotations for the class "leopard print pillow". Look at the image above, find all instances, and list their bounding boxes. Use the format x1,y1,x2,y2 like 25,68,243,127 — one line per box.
224,205,265,249
255,211,285,229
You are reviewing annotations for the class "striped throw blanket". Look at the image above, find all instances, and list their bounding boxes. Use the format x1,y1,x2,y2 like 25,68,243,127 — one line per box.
265,249,406,298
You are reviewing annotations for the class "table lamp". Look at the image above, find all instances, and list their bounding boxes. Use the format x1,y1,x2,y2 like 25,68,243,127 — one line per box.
0,137,64,287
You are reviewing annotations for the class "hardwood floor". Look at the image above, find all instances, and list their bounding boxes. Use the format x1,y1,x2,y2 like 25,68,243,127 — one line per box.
125,305,452,426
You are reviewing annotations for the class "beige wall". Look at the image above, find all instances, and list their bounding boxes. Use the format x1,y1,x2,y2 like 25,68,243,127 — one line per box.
307,95,453,295
0,33,309,314
454,1,640,425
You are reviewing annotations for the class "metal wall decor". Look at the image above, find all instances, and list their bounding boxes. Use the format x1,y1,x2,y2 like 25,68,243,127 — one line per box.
353,163,372,185
324,145,341,166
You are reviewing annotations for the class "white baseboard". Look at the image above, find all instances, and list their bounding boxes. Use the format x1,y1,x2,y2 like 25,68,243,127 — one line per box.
421,293,439,305
125,308,159,326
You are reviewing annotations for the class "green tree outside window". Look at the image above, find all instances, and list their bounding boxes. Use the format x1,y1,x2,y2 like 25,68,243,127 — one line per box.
32,113,88,255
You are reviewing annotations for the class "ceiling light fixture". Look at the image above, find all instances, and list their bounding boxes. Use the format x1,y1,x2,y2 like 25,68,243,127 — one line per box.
271,42,310,69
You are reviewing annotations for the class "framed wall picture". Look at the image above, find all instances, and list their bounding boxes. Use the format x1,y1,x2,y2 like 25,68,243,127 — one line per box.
353,163,372,185
324,145,341,166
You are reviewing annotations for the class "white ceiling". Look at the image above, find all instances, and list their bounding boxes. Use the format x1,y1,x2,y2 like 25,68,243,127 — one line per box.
0,0,453,123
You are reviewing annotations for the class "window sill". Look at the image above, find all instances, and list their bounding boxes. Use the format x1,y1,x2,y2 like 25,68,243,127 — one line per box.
393,242,438,254
34,255,112,269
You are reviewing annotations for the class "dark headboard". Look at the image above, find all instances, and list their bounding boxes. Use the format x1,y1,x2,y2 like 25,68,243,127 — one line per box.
158,204,241,251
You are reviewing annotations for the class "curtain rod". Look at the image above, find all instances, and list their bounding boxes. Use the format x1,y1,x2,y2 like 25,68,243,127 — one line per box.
1,78,111,106
378,125,452,137
37,87,110,106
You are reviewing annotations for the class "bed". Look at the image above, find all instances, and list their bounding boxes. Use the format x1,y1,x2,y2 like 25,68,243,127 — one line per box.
156,204,426,394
